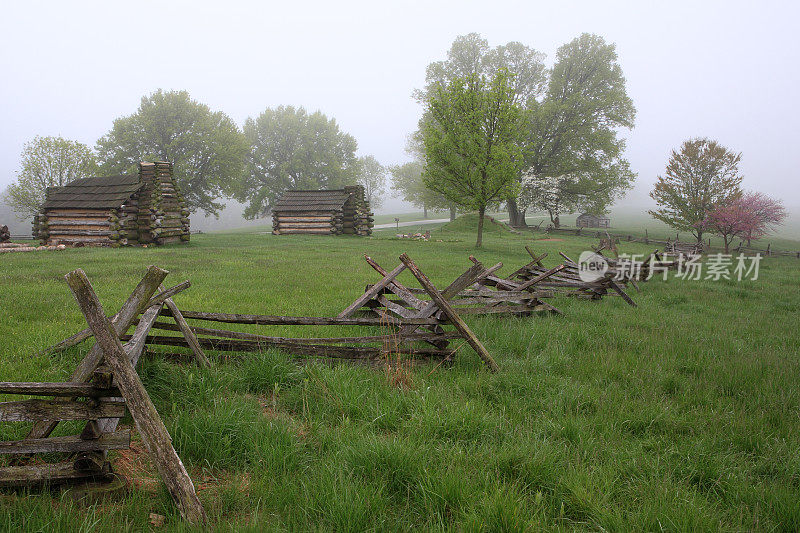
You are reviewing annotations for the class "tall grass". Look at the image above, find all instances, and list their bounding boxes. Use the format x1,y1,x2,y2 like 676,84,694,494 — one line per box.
1,221,799,530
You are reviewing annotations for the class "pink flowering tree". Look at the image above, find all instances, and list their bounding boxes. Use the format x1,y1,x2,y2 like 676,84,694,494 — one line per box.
704,201,751,253
739,191,787,247
704,192,786,252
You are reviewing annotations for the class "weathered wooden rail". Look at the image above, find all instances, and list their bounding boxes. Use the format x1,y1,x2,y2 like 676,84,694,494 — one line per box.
355,254,562,320
544,225,800,258
498,247,638,307
2,266,208,525
129,254,500,371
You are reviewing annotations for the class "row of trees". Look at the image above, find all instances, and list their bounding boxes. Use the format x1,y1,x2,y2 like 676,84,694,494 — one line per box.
650,138,785,251
388,32,637,246
399,34,786,249
5,93,389,220
6,34,783,250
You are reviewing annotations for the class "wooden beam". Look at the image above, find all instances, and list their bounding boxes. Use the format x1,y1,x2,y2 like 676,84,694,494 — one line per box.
159,308,444,327
608,278,637,307
0,430,130,455
65,268,207,526
363,254,425,309
160,284,211,367
338,263,407,318
0,399,125,422
397,260,493,337
0,382,120,398
398,254,499,372
144,280,191,309
525,247,546,266
514,264,567,291
128,335,456,359
94,303,164,435
0,461,106,487
143,321,462,345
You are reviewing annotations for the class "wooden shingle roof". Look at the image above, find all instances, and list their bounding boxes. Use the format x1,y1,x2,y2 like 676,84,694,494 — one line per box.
272,189,352,212
43,174,143,209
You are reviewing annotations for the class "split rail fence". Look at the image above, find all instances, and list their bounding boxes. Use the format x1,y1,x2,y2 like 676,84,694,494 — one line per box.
3,244,674,521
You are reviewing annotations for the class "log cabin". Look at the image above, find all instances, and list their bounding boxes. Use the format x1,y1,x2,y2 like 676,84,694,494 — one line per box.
272,185,374,235
575,213,610,228
34,161,190,247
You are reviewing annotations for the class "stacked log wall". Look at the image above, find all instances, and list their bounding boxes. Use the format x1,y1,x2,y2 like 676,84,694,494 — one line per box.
342,185,374,236
39,209,114,246
137,162,157,243
138,162,190,245
273,212,340,235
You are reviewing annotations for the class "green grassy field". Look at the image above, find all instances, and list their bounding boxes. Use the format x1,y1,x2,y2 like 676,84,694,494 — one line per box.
2,218,800,531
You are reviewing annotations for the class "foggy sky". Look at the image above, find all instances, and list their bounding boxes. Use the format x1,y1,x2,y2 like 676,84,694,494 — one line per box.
1,0,798,215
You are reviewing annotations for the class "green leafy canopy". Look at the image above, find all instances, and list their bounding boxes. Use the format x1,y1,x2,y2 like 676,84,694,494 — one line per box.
96,89,248,216
5,135,98,220
237,105,359,219
421,69,523,246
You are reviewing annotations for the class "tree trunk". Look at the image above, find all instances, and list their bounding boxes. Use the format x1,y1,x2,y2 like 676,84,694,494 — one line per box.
449,206,456,222
476,207,485,248
548,209,561,228
506,199,527,227
423,206,428,219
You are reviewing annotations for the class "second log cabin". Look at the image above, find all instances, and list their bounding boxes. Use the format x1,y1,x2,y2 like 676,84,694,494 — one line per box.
272,185,374,235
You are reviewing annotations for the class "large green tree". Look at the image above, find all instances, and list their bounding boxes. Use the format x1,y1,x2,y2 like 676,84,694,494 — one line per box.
356,155,386,209
96,90,247,215
649,138,743,243
5,135,98,219
414,34,546,223
421,69,522,247
520,33,636,225
238,106,359,218
415,33,634,227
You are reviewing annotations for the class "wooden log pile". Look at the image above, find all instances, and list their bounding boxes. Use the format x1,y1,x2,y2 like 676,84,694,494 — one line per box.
0,243,67,253
35,208,115,246
272,213,342,235
109,201,140,247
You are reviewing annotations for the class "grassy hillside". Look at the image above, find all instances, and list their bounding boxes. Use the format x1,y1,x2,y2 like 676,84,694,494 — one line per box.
2,226,799,531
